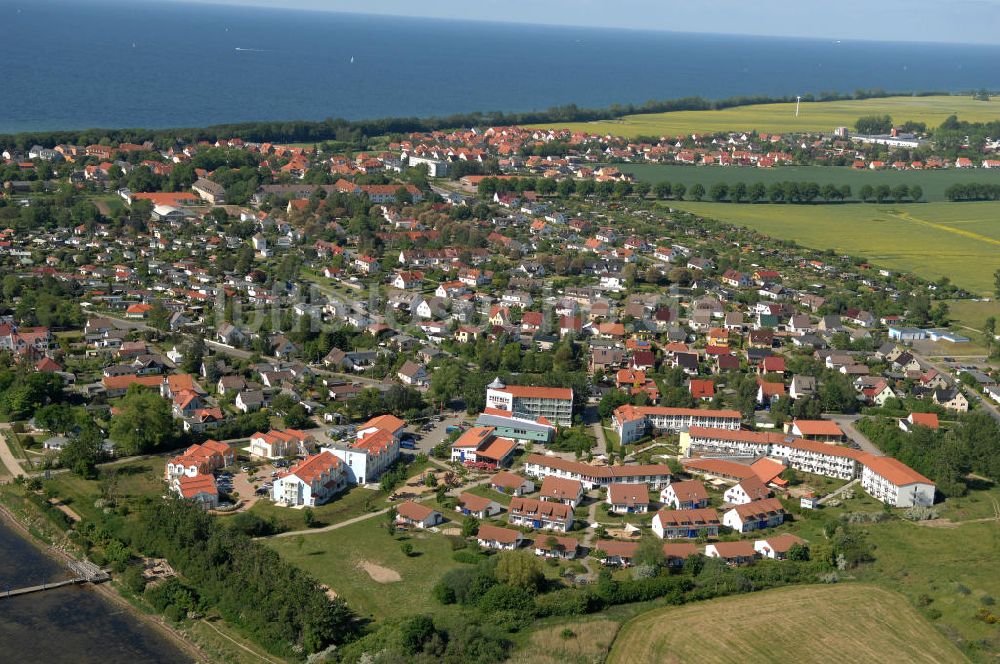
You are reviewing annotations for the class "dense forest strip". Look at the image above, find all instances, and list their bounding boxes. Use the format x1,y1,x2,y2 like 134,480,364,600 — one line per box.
0,89,947,150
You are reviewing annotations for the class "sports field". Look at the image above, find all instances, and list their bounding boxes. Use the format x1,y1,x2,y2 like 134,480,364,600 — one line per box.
619,164,1000,203
670,201,1000,295
608,584,967,664
532,95,1000,137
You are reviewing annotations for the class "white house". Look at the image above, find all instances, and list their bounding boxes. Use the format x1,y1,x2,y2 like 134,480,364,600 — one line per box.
754,533,806,560
396,501,443,529
476,524,523,551
249,428,311,459
606,483,650,514
456,492,503,519
539,476,584,508
271,452,348,507
722,476,772,505
508,496,573,532
651,508,721,539
660,480,709,510
722,498,786,533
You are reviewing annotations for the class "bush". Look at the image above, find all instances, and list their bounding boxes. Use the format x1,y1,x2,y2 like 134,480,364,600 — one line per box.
121,564,146,595
560,628,576,640
981,595,995,606
433,582,457,605
534,588,595,617
453,550,486,565
477,584,536,615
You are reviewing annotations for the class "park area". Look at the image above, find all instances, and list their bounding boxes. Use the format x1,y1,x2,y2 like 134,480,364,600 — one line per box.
669,200,1000,295
531,95,1000,137
607,584,967,664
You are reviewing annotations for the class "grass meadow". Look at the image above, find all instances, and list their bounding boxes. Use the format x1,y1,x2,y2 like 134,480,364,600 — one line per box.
532,95,1000,137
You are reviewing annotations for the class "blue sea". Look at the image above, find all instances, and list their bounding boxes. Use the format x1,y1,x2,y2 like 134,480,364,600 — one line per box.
3,0,1000,133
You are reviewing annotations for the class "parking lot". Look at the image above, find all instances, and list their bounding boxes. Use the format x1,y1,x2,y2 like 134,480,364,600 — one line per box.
217,460,291,510
404,410,471,455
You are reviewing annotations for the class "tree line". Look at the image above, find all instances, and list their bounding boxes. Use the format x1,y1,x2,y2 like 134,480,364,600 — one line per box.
475,175,927,204
0,89,946,151
98,499,357,657
944,182,1000,201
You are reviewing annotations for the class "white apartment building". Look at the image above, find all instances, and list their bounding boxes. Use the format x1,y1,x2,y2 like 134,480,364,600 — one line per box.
860,457,936,507
486,378,573,427
272,451,348,507
613,405,741,445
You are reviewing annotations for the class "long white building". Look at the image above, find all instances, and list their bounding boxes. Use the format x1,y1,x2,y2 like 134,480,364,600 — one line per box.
523,453,672,490
682,425,936,506
613,405,741,445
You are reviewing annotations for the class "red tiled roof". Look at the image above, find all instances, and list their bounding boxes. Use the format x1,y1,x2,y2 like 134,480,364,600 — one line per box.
476,523,521,544
540,476,583,501
654,507,720,527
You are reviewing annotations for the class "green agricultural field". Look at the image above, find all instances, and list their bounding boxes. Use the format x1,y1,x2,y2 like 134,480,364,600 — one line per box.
532,95,1000,137
608,584,968,664
669,200,1000,295
619,164,1000,203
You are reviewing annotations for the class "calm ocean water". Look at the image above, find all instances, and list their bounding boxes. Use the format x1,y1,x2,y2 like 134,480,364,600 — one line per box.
0,519,188,663
2,0,1000,133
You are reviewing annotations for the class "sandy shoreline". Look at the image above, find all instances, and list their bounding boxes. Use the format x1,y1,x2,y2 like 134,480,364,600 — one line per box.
0,497,209,663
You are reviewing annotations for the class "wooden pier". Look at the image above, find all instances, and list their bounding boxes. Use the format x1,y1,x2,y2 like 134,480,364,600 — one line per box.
2,559,110,599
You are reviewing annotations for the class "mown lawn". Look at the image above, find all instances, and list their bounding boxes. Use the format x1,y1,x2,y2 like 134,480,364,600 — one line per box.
530,95,1000,137
236,485,389,532
669,200,1000,295
265,513,464,620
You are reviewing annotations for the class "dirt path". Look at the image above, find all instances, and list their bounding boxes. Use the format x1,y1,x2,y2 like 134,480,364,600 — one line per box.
0,425,26,479
199,619,282,664
579,498,600,581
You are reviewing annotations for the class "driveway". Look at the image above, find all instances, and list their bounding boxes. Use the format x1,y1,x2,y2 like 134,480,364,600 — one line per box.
824,414,882,456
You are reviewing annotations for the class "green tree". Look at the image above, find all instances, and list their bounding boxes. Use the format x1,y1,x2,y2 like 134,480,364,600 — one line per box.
891,184,910,203
108,385,176,455
653,182,672,199
671,183,686,200
59,418,104,478
494,551,544,592
689,183,705,201
859,184,874,202
709,182,729,202
748,182,766,202
731,181,747,203
909,184,923,202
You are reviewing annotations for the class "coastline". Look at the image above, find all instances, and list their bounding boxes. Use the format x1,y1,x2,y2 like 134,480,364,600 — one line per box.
0,495,209,664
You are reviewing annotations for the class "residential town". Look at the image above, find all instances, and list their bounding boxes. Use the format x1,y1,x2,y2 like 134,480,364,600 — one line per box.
1,113,999,664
